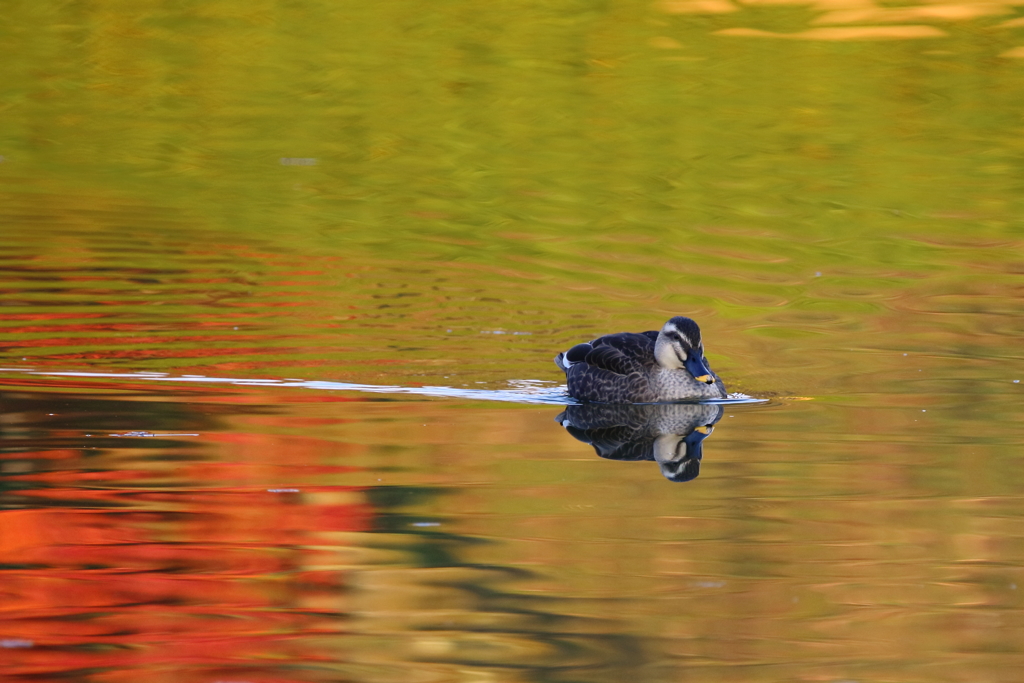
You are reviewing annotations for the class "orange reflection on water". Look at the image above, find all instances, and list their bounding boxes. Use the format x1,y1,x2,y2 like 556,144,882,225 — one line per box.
0,389,373,683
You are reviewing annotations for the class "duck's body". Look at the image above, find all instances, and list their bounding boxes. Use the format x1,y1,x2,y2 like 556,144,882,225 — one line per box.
554,317,727,403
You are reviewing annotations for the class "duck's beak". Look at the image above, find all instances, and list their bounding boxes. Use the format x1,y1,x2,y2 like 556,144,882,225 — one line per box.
684,352,715,384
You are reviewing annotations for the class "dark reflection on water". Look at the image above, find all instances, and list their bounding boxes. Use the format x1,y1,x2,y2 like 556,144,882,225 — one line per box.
556,403,723,482
0,382,669,683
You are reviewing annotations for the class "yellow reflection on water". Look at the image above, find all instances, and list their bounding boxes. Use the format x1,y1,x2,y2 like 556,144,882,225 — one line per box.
3,383,1023,682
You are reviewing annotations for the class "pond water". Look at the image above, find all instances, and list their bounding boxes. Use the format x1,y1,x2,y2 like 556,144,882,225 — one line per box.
3,1,1024,681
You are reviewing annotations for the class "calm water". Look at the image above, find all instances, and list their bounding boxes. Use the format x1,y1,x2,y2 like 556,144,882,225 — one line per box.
3,1,1024,681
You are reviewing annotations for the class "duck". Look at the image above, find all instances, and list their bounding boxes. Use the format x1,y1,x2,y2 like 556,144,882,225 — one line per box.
554,316,727,403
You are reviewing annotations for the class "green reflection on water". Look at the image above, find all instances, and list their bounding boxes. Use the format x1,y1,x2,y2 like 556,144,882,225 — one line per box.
1,4,1023,394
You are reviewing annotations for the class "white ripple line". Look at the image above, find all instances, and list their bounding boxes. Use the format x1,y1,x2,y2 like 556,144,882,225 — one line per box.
0,367,761,406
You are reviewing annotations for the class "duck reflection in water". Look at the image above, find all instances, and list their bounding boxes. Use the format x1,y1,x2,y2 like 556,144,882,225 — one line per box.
555,403,723,482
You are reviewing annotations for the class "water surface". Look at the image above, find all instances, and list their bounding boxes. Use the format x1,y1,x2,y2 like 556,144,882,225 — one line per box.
3,0,1024,681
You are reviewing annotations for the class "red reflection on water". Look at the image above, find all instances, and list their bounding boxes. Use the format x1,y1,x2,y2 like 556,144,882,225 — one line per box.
0,390,374,683
0,492,371,681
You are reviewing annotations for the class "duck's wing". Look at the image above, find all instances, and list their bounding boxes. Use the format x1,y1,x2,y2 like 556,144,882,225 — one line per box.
584,331,658,375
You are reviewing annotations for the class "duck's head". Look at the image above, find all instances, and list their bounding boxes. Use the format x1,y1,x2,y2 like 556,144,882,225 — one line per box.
654,316,715,384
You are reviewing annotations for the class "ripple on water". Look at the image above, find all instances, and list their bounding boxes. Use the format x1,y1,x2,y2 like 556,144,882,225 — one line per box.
0,366,765,407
